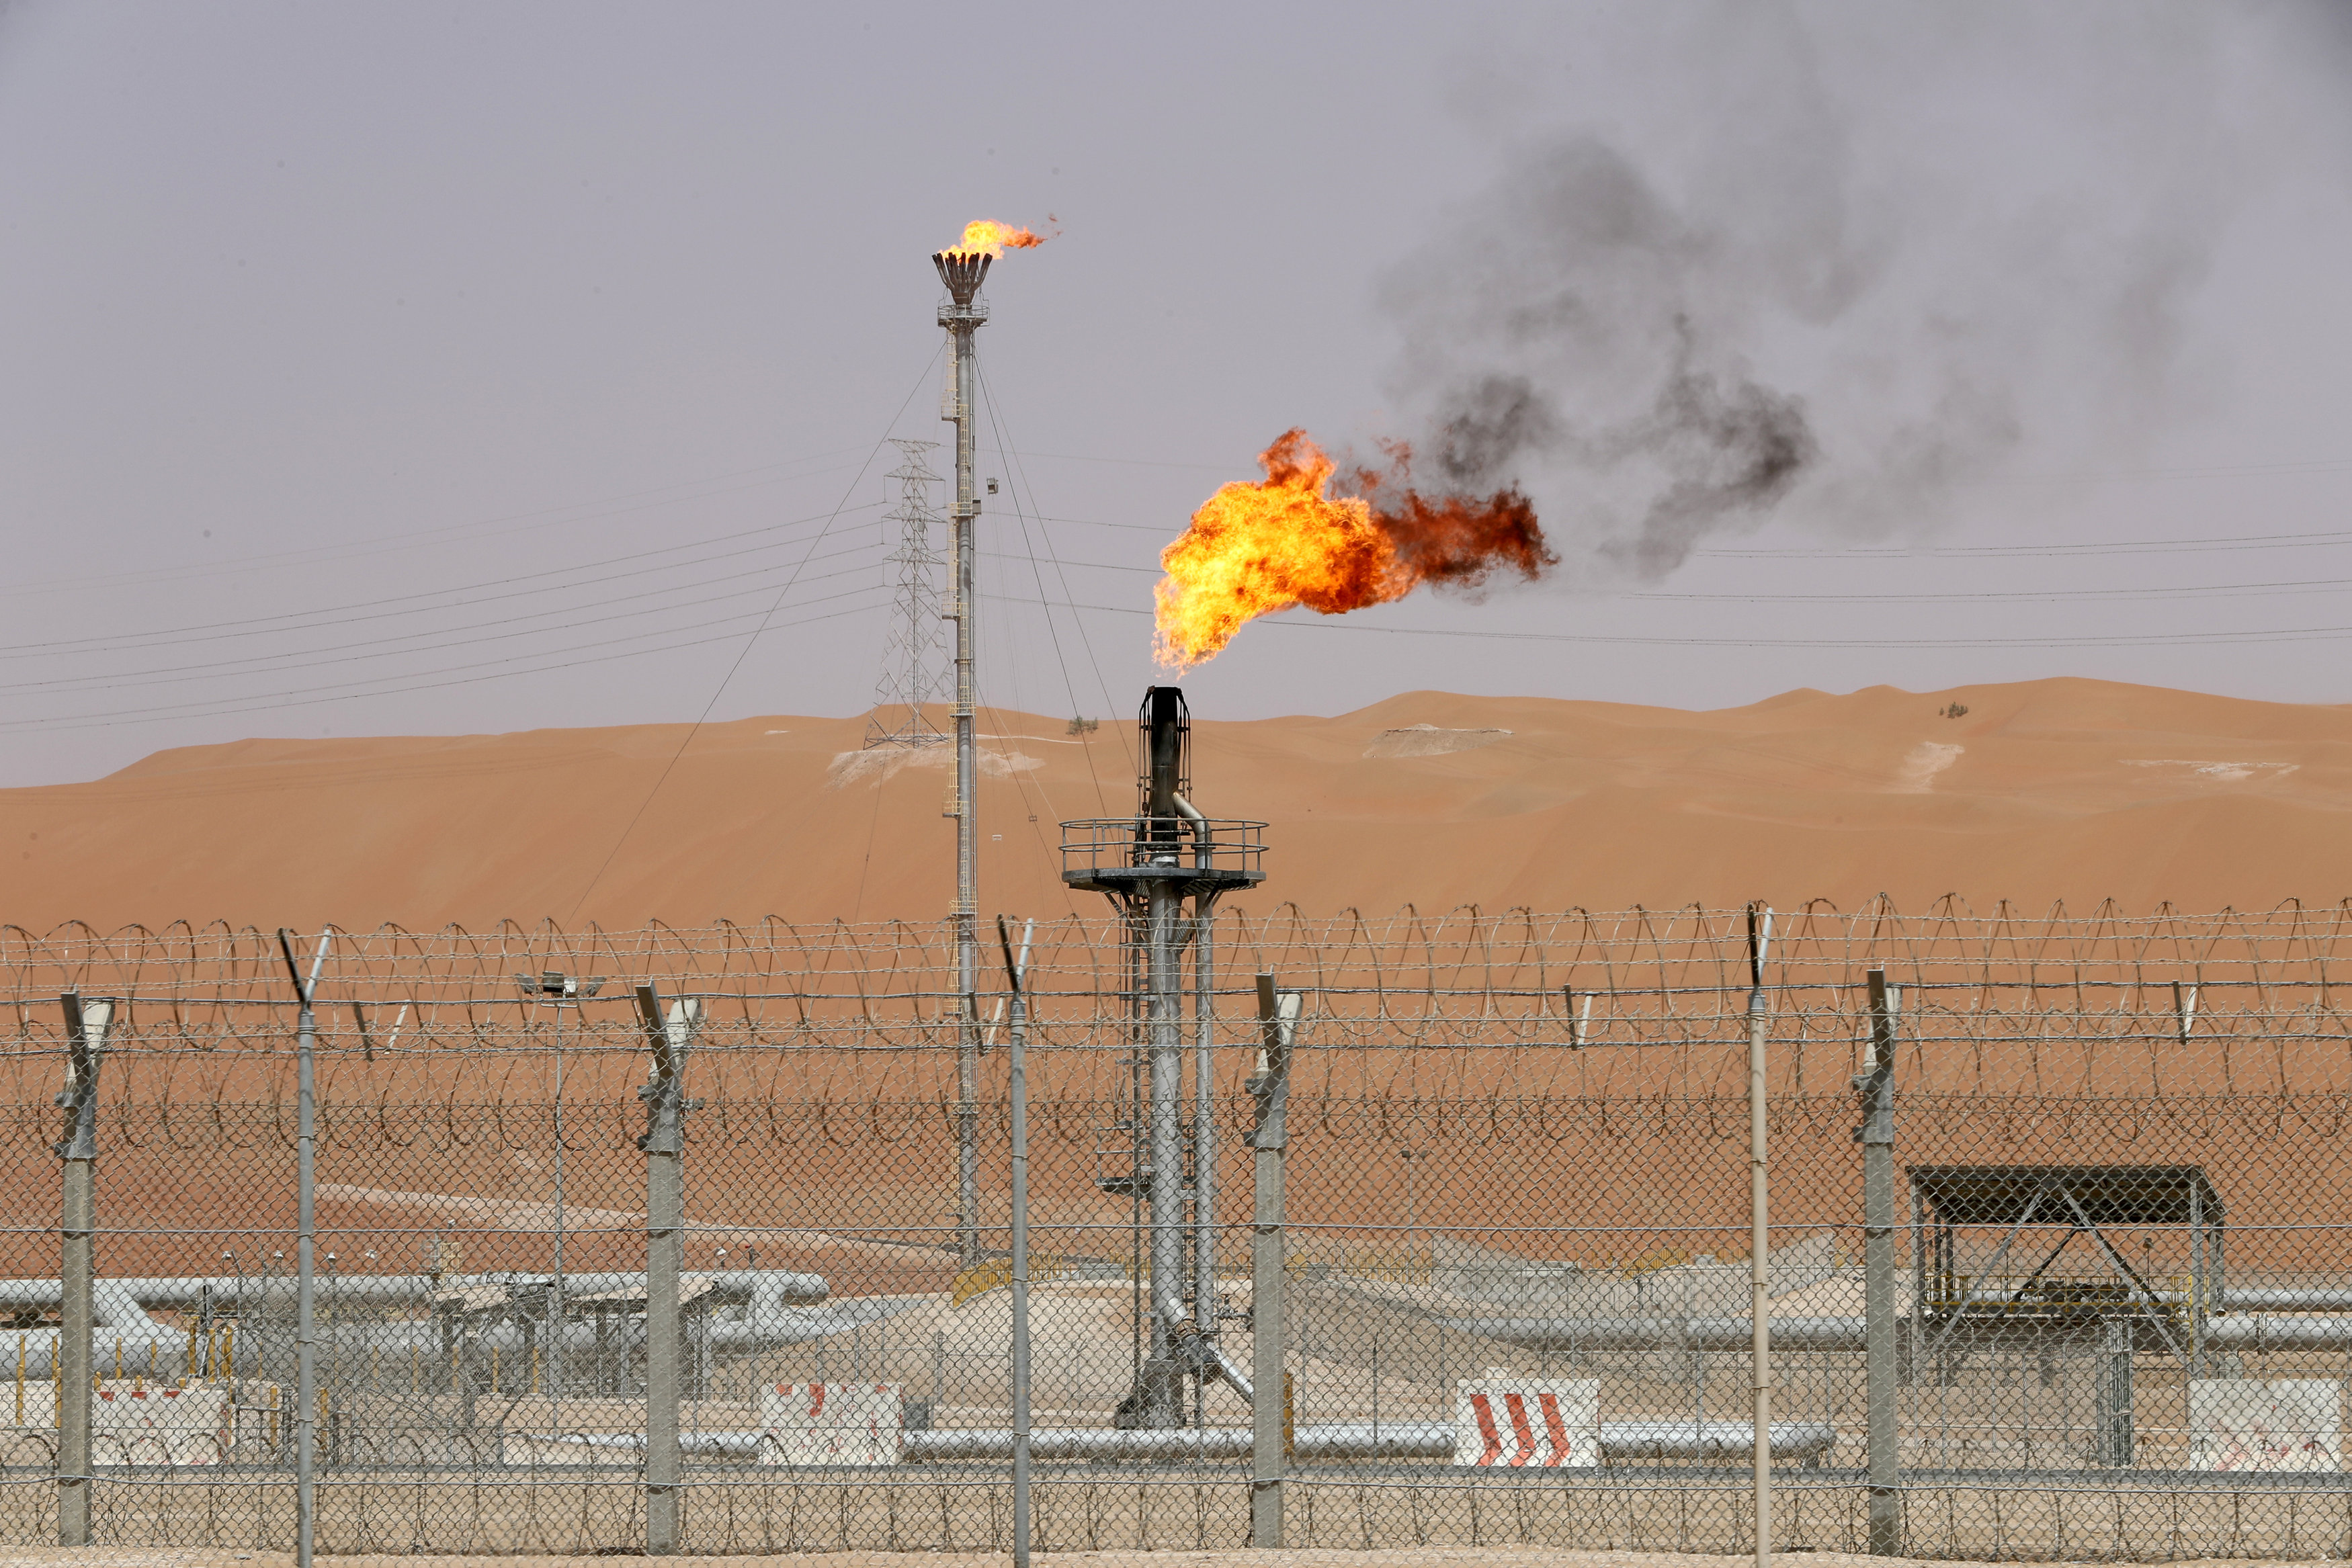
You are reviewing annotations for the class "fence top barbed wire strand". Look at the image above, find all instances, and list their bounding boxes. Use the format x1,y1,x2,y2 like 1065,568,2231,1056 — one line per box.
16,898,2352,1000
0,904,2345,1110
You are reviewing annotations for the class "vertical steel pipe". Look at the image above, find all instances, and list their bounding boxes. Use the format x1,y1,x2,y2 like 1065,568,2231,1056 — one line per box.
1193,897,1216,1341
1145,877,1184,1420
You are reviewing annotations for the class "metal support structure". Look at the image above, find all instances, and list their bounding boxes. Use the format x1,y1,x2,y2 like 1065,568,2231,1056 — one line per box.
1192,895,1218,1344
1859,969,1900,1555
935,249,990,1266
276,929,329,1568
1248,973,1298,1549
2098,1317,2136,1467
635,982,702,1557
998,918,1035,1568
1142,875,1186,1423
1745,904,1772,1568
1911,1165,2218,1366
865,438,952,750
53,990,111,1549
1067,687,1263,1430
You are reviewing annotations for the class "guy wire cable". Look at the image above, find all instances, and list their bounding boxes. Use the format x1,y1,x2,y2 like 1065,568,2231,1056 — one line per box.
973,353,1134,786
563,347,949,923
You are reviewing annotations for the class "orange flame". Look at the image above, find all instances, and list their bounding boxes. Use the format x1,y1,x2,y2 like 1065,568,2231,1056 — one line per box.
1153,430,1554,670
943,220,1049,259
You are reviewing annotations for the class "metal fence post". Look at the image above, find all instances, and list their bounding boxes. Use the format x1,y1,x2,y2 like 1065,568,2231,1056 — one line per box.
636,982,700,1556
54,990,112,1549
1746,906,1773,1568
278,929,328,1568
1861,969,1901,1555
998,918,1034,1568
1247,973,1297,1549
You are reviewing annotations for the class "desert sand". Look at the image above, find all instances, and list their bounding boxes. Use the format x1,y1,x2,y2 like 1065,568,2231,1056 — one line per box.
4,677,2349,932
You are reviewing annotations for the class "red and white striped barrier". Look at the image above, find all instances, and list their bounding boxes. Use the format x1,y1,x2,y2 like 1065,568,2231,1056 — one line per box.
758,1382,902,1467
1454,1378,1598,1468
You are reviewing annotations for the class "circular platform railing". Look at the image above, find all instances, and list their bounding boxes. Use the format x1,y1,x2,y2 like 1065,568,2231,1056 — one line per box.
1057,818,1267,891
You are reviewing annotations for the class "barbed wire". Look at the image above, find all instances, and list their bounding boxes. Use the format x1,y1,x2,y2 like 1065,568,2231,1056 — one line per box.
0,903,2345,1106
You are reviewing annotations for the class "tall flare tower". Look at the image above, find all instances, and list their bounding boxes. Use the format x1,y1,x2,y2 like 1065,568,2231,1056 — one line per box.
933,247,990,1262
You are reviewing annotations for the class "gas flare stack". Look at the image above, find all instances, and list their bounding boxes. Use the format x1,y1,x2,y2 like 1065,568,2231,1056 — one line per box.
1060,688,1267,1428
934,245,990,1261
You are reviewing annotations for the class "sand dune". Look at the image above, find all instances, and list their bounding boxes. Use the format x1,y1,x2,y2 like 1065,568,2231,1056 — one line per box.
5,677,2349,931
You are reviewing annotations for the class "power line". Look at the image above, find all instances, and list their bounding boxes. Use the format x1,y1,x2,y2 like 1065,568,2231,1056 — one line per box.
1704,524,2352,560
995,593,2352,650
562,347,950,920
971,355,1136,780
0,503,886,659
0,594,889,736
0,548,884,697
0,445,886,602
1609,576,2352,605
971,355,1117,812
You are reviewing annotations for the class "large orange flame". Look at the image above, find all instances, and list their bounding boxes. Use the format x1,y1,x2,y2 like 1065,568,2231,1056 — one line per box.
1153,430,1554,670
943,220,1049,259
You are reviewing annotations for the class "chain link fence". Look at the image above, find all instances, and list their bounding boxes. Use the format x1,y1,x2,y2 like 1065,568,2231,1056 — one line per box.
1,903,2350,1558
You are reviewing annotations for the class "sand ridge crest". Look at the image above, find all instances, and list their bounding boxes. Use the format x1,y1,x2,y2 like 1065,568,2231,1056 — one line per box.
9,677,2352,927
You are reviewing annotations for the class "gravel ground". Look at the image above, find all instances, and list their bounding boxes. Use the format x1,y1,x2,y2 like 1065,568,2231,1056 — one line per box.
5,1549,2345,1567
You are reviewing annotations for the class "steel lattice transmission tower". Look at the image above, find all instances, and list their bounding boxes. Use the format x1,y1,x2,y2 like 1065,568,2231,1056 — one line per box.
863,438,952,750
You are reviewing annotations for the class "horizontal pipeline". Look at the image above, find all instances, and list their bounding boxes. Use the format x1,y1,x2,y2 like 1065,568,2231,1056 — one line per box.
1455,1313,2352,1354
524,1422,1840,1466
902,1421,1839,1465
902,1425,1417,1464
0,1270,878,1377
2219,1289,2352,1313
2206,1315,2352,1350
517,1430,767,1461
1445,1317,1878,1352
0,1268,827,1312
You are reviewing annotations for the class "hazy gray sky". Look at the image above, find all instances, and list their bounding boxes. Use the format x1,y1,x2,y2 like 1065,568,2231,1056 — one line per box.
4,1,2351,787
